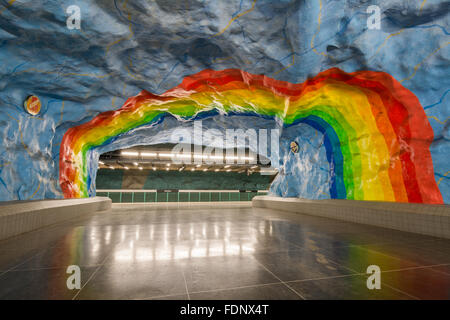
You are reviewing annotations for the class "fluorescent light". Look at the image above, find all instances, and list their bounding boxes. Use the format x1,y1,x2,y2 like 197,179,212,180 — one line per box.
99,161,104,165
240,156,254,161
109,166,115,170
141,152,157,157
179,167,184,172
225,156,238,160
196,164,201,168
193,154,208,159
191,168,195,171
176,154,191,159
138,167,143,170
159,153,174,158
124,166,129,170
214,169,219,172
133,162,138,166
166,163,171,167
226,169,231,172
121,151,139,156
203,168,208,172
209,155,223,160
224,165,230,169
152,167,156,171
166,168,169,171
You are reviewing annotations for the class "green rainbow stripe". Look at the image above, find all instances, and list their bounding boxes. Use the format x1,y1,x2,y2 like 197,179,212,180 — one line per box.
59,68,443,204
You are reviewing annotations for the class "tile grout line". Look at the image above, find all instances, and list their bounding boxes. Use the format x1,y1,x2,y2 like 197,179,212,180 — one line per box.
351,245,450,279
1,206,449,300
184,281,283,297
252,257,306,300
284,272,365,284
140,292,189,300
379,263,450,274
345,244,441,269
425,266,450,277
142,281,283,300
333,259,421,300
382,283,420,300
105,260,450,301
0,249,45,279
280,239,425,301
71,252,112,300
285,235,450,279
277,226,445,252
280,262,450,285
181,270,191,300
10,263,105,272
250,209,447,248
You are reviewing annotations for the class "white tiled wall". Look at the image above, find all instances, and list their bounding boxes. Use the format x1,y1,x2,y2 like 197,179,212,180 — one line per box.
252,196,450,239
0,197,111,241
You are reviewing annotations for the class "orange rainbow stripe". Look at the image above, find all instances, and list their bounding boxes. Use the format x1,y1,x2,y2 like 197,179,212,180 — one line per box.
59,68,442,203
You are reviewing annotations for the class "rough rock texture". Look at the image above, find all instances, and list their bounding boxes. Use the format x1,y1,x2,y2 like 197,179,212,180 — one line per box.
0,0,448,202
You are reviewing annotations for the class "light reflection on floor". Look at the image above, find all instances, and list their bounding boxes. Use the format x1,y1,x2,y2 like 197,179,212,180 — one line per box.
0,204,449,300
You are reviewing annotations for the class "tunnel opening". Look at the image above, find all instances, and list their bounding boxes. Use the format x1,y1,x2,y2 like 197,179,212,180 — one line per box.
59,68,443,204
95,143,278,203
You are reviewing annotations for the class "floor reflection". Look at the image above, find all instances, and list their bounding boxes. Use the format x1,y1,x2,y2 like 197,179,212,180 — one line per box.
0,206,449,299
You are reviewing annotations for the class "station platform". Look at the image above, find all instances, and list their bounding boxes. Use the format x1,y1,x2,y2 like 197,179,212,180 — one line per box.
0,202,449,299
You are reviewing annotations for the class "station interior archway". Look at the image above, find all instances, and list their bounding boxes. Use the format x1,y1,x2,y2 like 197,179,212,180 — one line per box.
0,0,449,301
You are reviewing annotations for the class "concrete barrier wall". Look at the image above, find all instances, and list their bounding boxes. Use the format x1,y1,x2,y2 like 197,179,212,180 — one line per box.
0,197,111,241
252,196,450,239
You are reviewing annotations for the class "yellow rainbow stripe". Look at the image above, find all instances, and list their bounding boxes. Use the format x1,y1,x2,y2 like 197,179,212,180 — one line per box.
59,68,442,203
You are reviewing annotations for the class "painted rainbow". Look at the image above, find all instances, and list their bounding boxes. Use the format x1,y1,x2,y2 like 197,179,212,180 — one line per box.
59,68,443,203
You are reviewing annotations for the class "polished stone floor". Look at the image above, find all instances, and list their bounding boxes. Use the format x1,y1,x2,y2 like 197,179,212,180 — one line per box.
0,204,449,300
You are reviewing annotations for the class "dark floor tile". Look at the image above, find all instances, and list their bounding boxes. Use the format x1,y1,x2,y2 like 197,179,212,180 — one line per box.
288,275,414,300
429,265,450,276
404,239,450,256
381,267,450,300
15,243,112,270
277,231,353,250
321,245,418,273
105,238,298,262
0,267,97,300
0,248,41,272
183,256,279,292
0,205,449,300
253,250,353,282
190,283,302,300
75,262,187,300
147,294,189,300
358,243,450,267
